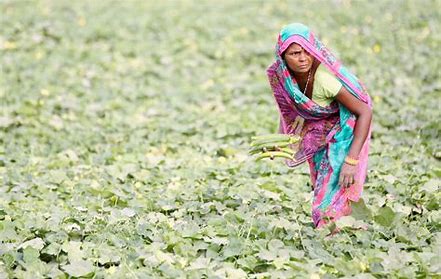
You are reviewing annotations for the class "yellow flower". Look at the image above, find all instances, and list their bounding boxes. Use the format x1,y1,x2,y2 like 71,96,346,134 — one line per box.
200,79,214,90
3,41,17,50
78,17,86,27
373,44,381,53
34,51,44,60
239,27,249,35
40,89,50,96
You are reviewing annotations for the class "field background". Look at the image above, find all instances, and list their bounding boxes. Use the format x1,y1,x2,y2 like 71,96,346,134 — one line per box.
1,0,440,278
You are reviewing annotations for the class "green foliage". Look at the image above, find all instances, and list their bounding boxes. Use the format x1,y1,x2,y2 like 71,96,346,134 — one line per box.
1,0,440,278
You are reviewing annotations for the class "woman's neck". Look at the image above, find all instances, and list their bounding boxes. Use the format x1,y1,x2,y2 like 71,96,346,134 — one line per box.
292,71,310,82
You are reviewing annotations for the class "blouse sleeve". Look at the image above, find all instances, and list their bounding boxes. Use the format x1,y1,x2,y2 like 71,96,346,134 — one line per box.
316,65,343,98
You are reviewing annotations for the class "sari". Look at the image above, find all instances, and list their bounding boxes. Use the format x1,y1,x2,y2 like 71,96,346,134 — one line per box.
267,23,372,228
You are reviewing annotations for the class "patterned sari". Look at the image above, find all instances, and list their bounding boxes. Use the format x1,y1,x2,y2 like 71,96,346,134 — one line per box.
267,23,372,227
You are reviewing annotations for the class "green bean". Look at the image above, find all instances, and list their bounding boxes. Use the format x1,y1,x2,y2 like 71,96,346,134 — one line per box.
255,151,294,161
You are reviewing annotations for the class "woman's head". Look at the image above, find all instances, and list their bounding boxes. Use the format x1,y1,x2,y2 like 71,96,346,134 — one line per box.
283,42,314,74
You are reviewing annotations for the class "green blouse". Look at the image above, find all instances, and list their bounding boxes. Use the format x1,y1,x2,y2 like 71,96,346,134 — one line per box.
311,64,343,107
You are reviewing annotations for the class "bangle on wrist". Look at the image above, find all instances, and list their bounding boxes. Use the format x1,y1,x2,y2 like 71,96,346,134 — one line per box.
344,156,359,166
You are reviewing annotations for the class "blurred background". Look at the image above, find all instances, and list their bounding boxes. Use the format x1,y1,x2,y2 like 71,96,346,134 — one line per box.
1,0,440,278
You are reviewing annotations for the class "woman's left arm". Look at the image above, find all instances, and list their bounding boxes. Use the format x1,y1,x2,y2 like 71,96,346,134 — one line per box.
335,86,372,188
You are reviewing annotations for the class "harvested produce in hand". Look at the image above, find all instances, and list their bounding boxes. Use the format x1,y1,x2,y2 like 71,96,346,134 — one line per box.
250,134,298,146
249,145,295,156
249,134,300,161
255,151,294,161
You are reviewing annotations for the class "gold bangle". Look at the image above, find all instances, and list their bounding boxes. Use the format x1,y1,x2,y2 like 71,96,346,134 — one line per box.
345,156,359,166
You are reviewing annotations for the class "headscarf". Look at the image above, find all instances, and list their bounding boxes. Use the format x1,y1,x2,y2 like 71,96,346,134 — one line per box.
267,23,372,227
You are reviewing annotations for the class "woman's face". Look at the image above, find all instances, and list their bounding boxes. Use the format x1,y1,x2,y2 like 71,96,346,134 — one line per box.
283,43,314,74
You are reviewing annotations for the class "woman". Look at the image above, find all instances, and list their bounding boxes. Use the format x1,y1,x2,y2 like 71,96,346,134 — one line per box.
267,23,372,228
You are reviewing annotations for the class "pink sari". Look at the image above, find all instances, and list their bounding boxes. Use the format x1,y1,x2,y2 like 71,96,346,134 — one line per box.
267,23,372,227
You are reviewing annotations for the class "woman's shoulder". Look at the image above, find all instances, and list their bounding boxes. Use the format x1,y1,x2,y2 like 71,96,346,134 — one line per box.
314,63,342,97
315,63,336,80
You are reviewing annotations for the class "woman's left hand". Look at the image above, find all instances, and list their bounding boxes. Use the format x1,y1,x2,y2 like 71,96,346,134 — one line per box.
339,163,357,188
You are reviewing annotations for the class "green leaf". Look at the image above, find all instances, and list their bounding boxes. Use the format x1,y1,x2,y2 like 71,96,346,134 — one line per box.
257,249,277,261
18,238,45,251
222,238,243,258
1,253,15,269
42,242,61,256
236,255,258,271
374,206,396,227
121,207,136,217
380,245,413,271
268,239,284,251
23,247,40,264
0,209,6,219
48,169,68,184
421,179,439,193
61,241,85,262
382,174,397,184
62,260,95,277
336,216,356,228
270,217,301,231
258,181,282,193
272,257,289,270
0,220,18,241
351,198,372,220
97,248,121,265
187,256,211,270
215,265,247,278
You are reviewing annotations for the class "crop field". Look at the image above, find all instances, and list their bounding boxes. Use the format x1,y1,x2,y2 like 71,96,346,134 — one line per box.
1,0,440,278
